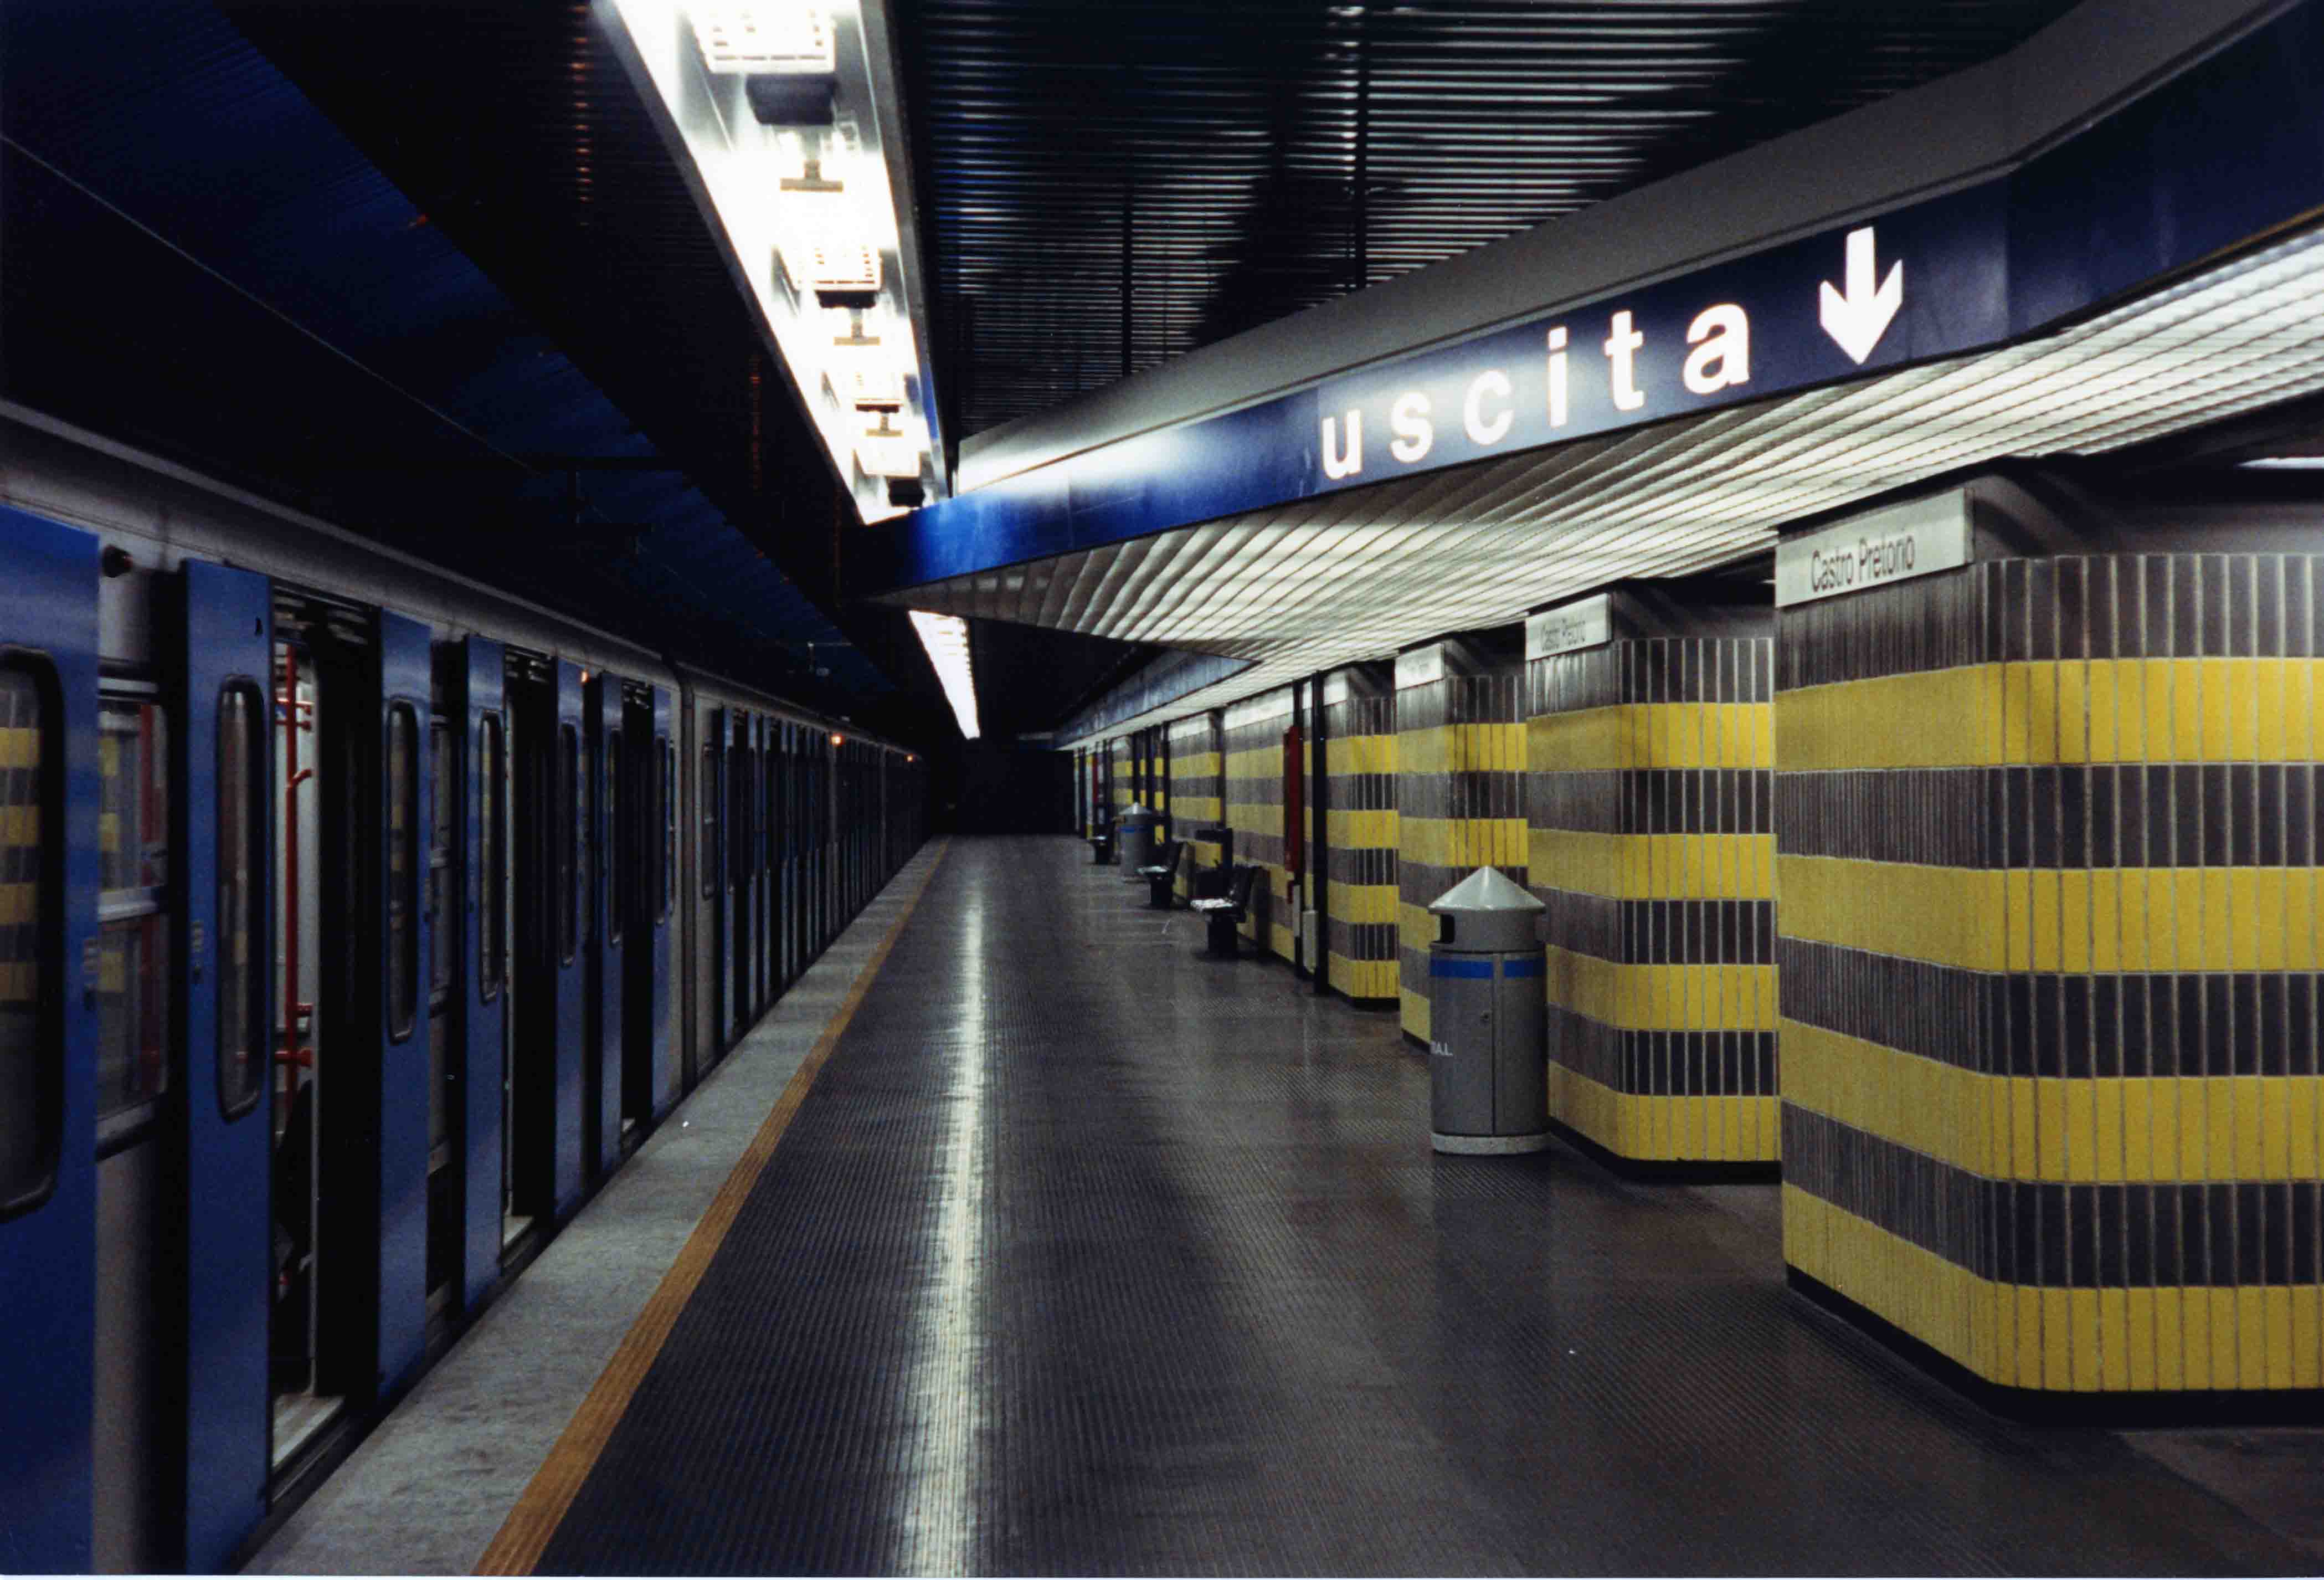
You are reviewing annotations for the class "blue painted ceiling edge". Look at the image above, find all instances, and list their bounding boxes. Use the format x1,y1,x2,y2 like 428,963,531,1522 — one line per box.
862,0,2324,597
0,0,887,696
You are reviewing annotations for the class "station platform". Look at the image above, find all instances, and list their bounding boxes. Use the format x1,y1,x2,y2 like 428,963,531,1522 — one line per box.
256,836,2324,1577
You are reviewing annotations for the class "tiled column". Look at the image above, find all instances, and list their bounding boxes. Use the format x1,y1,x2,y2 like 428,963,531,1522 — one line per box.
1168,715,1220,902
1225,690,1292,957
1323,664,1399,1002
1397,639,1526,1042
1780,546,2324,1395
1529,589,1777,1163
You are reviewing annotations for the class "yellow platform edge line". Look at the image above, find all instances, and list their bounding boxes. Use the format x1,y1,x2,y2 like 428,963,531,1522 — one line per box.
474,839,953,1576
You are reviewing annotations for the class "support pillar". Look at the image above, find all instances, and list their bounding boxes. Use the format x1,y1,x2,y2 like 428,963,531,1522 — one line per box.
1529,586,1777,1164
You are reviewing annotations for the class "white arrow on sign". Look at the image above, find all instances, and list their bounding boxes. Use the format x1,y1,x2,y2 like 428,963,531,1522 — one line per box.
1818,225,1903,365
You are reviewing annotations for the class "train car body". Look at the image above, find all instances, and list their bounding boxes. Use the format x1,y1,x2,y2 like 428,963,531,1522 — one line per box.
0,407,928,1572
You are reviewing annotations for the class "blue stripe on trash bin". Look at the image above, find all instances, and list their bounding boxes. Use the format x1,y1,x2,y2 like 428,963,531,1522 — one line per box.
1428,958,1495,979
1501,956,1544,979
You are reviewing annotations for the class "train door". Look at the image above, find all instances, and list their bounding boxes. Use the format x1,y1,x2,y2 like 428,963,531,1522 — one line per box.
753,715,770,1014
622,685,673,1127
457,638,505,1310
175,562,272,1573
0,510,99,1572
588,674,624,1177
372,612,434,1396
723,709,749,1043
700,711,724,1070
780,723,799,984
508,655,585,1233
424,664,458,1327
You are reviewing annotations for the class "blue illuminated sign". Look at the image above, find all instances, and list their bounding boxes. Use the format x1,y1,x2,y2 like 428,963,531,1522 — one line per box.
868,1,2324,594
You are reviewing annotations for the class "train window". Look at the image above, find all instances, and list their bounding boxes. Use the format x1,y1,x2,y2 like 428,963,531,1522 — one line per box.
661,738,675,922
558,725,578,965
386,702,418,1043
429,717,453,996
577,723,594,950
96,697,170,1125
699,743,718,900
606,730,624,946
0,664,57,1212
217,682,265,1120
479,714,505,999
728,739,750,892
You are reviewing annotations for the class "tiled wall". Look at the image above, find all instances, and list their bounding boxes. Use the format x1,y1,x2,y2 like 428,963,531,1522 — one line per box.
1779,553,2324,1394
1324,666,1398,1002
1168,715,1222,902
1531,614,1778,1162
1225,690,1293,958
1398,662,1526,1041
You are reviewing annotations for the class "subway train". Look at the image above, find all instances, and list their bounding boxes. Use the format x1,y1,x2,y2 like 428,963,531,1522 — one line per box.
0,410,930,1574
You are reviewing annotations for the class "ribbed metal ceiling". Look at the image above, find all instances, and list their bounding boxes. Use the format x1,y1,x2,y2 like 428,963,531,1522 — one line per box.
899,0,2085,437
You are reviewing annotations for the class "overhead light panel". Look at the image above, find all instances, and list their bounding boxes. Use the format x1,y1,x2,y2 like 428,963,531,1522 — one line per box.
607,0,944,522
909,609,980,740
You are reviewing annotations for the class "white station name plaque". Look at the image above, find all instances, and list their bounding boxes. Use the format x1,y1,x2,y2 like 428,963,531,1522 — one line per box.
1395,645,1447,689
1525,594,1613,660
1775,490,1971,607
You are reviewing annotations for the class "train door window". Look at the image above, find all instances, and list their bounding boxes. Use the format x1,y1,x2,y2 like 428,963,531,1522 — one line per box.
429,719,453,998
661,738,674,921
558,725,578,964
95,695,170,1143
577,720,594,950
0,664,55,1210
606,731,624,946
217,682,265,1118
479,714,505,998
699,743,718,900
385,702,418,1043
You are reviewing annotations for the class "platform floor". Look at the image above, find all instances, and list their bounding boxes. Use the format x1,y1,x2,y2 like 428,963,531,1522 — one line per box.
260,835,2324,1576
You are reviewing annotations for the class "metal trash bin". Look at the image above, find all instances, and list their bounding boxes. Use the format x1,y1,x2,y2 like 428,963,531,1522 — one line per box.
1426,868,1550,1155
1115,803,1158,878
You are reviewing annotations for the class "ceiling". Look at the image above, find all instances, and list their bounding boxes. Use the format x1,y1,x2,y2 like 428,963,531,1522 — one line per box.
897,0,2086,439
890,222,2324,742
0,0,949,731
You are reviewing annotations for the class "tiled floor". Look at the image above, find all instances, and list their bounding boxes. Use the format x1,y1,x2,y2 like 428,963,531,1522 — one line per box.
523,836,2319,1576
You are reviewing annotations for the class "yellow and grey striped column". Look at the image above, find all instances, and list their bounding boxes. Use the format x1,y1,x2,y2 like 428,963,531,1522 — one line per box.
1168,715,1221,902
1225,690,1292,958
1324,665,1398,1003
1529,590,1777,1164
1781,521,2324,1396
1397,639,1526,1042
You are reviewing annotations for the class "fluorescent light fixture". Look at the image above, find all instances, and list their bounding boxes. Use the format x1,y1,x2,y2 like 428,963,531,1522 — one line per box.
2240,456,2324,469
690,6,835,75
605,0,943,522
909,609,980,739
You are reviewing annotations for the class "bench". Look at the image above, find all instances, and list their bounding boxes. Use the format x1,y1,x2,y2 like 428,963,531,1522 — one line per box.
1188,863,1261,957
1137,838,1182,909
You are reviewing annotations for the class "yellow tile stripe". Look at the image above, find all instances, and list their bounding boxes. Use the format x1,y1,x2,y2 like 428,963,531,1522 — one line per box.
1783,1184,2324,1392
1401,815,1528,870
476,841,950,1574
1777,855,2002,971
1778,657,2324,770
1528,702,1774,772
1325,807,1397,850
1546,948,1776,1032
1779,854,2324,974
1531,828,1772,901
1550,1064,1779,1162
1783,1018,2324,1183
1325,733,1397,776
1398,722,1525,774
1329,955,1398,999
1326,882,1398,926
